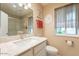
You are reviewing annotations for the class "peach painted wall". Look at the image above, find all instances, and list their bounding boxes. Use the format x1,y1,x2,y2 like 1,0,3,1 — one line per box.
32,4,44,36
43,3,79,56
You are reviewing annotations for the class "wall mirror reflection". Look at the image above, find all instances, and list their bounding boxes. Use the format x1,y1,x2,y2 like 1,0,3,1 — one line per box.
0,3,33,36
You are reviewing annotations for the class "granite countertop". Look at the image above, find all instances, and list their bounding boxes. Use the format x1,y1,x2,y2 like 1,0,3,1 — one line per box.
0,36,47,56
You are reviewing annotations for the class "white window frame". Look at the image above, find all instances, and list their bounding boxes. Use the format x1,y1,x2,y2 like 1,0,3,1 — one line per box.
55,4,79,37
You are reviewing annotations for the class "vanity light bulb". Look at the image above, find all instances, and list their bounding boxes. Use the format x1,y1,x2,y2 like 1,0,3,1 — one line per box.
13,4,16,8
28,3,31,8
18,3,23,7
24,6,28,9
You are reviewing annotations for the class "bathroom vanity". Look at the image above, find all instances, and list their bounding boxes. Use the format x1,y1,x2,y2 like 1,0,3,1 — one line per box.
0,36,47,56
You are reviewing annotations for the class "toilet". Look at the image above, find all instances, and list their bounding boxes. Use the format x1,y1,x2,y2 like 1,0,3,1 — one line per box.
46,45,58,56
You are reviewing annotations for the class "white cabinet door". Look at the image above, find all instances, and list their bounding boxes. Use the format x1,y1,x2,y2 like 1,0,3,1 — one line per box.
20,49,33,56
34,41,47,56
36,48,47,56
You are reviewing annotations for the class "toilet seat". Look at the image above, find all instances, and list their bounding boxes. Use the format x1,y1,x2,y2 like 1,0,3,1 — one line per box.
46,45,58,56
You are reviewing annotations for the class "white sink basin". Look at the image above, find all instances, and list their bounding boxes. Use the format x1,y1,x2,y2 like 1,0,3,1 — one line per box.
13,38,38,47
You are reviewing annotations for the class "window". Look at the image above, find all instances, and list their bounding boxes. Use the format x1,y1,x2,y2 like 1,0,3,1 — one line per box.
28,17,33,34
55,4,77,35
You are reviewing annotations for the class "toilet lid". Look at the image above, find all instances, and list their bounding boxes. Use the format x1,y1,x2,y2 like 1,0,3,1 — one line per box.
46,45,58,52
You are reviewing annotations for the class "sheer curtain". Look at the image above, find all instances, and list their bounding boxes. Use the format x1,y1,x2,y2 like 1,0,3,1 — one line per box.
65,4,76,35
28,17,33,34
56,8,65,34
55,4,76,35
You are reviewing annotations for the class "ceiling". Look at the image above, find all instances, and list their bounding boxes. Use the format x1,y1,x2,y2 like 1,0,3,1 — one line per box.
41,3,55,7
0,3,33,18
41,3,69,7
41,3,50,6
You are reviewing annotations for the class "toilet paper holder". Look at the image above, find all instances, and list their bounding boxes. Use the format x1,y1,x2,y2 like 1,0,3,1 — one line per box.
65,40,74,47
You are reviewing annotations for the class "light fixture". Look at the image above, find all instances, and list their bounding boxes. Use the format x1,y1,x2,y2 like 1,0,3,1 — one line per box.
13,3,32,9
24,5,28,9
18,3,23,7
13,4,16,8
28,3,31,8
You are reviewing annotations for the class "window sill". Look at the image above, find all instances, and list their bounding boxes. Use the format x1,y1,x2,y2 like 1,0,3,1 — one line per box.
55,34,79,38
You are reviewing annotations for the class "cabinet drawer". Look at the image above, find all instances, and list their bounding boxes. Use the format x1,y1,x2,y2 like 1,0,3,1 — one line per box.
36,48,47,56
20,49,33,56
34,41,46,55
